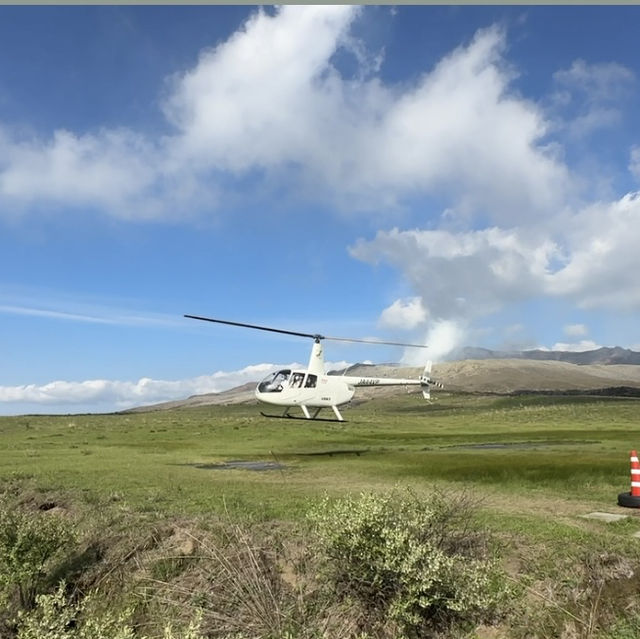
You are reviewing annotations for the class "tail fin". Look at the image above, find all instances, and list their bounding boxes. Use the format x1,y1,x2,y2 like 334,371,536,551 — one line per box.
420,360,443,400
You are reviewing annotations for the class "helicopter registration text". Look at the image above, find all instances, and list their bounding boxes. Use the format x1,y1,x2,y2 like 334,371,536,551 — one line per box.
357,378,380,386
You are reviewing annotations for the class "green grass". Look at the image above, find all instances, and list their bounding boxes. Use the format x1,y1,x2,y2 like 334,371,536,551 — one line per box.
1,392,639,524
4,392,640,638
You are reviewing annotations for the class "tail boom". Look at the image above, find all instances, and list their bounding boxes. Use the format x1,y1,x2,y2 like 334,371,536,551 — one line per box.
342,361,443,400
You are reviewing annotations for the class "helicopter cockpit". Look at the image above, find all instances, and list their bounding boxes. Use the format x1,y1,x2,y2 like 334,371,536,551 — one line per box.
257,369,291,393
257,369,319,393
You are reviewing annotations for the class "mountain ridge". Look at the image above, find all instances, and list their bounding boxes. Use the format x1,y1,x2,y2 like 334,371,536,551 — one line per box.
454,345,640,365
125,346,640,413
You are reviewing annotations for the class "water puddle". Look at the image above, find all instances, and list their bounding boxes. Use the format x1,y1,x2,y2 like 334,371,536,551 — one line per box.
184,460,286,472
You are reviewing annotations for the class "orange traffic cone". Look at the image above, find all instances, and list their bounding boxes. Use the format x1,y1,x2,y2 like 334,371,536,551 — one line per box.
618,450,640,508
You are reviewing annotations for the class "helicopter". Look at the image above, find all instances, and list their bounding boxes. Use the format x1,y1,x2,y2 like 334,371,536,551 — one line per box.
185,314,443,422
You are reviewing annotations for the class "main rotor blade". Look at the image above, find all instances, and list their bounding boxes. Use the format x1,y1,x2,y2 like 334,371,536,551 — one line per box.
185,314,427,348
325,336,428,349
184,314,320,340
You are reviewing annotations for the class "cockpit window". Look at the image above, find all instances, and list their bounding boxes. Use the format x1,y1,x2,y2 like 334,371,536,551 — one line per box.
305,374,317,388
257,369,291,393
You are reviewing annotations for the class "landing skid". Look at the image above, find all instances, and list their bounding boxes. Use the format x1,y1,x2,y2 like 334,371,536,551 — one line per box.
260,404,345,422
260,411,346,423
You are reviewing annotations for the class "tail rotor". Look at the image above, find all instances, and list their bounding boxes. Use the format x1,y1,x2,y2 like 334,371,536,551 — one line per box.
419,361,443,400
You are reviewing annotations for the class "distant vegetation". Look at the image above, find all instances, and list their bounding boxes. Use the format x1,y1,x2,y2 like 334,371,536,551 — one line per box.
2,392,640,637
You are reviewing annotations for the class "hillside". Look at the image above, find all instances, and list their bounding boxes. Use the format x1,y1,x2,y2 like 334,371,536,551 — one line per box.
127,357,640,412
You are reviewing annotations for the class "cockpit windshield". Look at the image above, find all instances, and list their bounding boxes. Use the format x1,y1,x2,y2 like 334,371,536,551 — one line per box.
257,369,291,393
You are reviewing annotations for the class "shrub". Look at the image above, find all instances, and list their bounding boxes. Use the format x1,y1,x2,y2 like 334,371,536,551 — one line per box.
16,583,135,639
17,582,204,639
0,502,76,609
309,488,509,638
601,614,640,639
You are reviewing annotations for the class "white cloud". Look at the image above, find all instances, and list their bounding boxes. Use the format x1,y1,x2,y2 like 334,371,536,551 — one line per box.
352,191,640,325
163,6,359,173
0,359,360,415
548,192,640,309
553,59,635,103
401,319,466,365
0,363,287,413
0,127,159,217
379,297,427,330
550,339,600,352
0,8,570,222
551,59,636,138
163,12,570,219
564,323,587,337
351,226,562,320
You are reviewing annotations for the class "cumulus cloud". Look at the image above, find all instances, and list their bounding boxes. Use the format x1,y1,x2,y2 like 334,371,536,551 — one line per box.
379,297,428,330
0,359,360,415
352,190,640,353
547,192,640,309
353,191,640,320
163,10,570,218
0,363,285,414
0,7,569,221
163,5,358,173
550,339,600,352
0,127,160,218
351,226,562,320
0,364,271,409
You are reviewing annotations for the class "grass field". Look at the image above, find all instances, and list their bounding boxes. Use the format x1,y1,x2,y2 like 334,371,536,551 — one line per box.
2,391,640,637
1,392,638,516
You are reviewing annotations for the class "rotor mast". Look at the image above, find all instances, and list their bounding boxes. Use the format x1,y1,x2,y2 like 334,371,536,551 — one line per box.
308,337,325,376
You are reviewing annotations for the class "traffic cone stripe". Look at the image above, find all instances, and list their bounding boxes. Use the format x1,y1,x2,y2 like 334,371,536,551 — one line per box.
630,450,640,497
618,450,640,508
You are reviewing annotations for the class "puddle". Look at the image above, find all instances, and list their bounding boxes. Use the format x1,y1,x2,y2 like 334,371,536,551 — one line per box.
295,449,368,457
184,460,286,472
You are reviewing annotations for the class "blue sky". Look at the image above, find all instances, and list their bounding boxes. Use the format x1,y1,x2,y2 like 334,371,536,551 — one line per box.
1,5,640,414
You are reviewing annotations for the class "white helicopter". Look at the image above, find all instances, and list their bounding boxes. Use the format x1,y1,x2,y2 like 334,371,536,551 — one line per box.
185,314,443,422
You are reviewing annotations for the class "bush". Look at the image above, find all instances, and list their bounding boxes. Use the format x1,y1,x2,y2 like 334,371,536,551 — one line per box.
16,583,134,639
17,582,204,639
309,488,509,638
0,502,76,609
